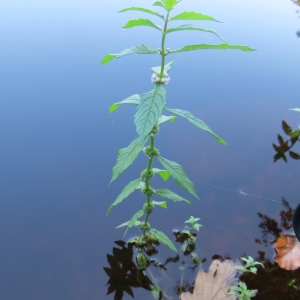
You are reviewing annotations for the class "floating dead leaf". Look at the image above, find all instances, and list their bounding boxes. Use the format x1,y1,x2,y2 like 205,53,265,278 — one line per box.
274,234,300,270
180,259,240,300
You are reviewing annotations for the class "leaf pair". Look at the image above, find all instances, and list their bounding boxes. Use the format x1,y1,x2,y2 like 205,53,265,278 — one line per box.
101,43,254,65
109,94,226,145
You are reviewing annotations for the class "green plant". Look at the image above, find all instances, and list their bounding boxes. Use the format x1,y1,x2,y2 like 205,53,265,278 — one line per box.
227,282,257,300
235,256,264,274
102,0,254,262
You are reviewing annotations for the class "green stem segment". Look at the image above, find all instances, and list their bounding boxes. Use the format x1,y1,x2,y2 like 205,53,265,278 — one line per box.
159,12,169,80
143,12,169,237
143,135,155,236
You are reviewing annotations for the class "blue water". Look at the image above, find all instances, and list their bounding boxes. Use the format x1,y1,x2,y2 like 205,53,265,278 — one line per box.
1,0,300,299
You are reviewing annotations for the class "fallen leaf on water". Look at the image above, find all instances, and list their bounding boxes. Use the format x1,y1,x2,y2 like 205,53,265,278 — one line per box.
274,234,300,270
180,259,240,300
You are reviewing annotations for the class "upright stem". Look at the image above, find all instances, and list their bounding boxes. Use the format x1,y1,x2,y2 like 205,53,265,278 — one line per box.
159,13,169,80
143,135,155,236
143,13,169,237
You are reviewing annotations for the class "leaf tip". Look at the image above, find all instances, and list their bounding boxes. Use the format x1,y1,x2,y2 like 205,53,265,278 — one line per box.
101,54,116,65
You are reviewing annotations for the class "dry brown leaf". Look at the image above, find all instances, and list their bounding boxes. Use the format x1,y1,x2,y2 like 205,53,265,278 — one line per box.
180,259,240,300
274,234,300,270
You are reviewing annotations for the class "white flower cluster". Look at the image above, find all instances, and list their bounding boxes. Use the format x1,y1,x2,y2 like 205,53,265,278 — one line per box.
151,71,170,85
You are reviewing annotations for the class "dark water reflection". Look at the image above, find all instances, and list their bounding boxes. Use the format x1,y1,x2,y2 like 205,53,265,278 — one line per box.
1,0,300,299
104,200,300,300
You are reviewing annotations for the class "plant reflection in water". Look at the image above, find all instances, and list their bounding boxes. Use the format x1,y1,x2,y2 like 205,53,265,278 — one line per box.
104,199,300,299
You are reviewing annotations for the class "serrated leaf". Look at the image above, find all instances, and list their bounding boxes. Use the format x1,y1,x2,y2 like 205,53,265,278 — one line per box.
125,209,144,235
135,85,166,144
162,0,179,11
157,115,177,125
101,44,159,65
166,25,227,42
169,43,256,54
156,188,190,203
150,228,177,252
152,168,171,181
123,18,163,31
170,11,220,22
107,178,142,215
110,138,144,183
119,7,164,19
152,1,166,9
109,94,140,113
151,61,175,74
157,156,198,199
164,107,226,144
116,220,141,229
152,201,167,208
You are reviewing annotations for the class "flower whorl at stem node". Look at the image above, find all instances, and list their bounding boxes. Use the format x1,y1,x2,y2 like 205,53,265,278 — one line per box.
144,146,159,158
151,71,170,85
140,221,151,231
143,201,154,214
151,125,159,135
141,169,154,180
142,186,154,197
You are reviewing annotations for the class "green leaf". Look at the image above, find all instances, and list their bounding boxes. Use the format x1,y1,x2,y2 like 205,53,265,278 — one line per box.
152,1,166,9
136,181,145,189
119,7,164,19
101,44,159,65
109,94,140,113
151,61,175,74
185,216,201,223
191,252,201,265
164,107,226,144
110,138,144,183
169,43,256,54
162,0,179,11
135,84,166,144
125,209,144,235
193,223,203,231
152,168,171,181
289,128,300,138
290,108,300,112
123,18,162,32
152,201,167,208
149,228,177,252
156,188,190,203
107,178,142,215
157,156,198,199
166,25,227,43
118,148,125,156
116,220,141,229
170,11,220,22
157,115,177,125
